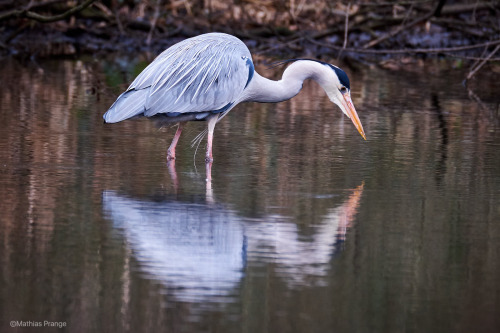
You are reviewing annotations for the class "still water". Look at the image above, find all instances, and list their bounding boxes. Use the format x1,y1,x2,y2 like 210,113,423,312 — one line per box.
0,56,499,333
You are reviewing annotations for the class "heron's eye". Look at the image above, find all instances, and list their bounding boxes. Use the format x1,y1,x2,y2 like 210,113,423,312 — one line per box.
339,86,348,94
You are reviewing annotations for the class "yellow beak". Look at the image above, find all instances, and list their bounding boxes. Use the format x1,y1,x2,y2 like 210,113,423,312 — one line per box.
341,93,366,140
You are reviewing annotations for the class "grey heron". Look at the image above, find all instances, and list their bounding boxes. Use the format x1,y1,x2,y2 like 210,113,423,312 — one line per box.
103,32,366,162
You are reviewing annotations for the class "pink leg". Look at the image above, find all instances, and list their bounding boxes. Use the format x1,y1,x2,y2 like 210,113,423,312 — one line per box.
205,115,218,163
167,122,184,161
166,159,179,192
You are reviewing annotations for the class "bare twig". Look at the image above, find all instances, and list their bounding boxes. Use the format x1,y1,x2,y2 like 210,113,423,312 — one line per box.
439,2,496,15
4,21,29,43
0,0,96,23
363,10,433,49
115,11,125,36
359,1,433,7
343,3,350,49
360,0,469,49
307,38,500,55
147,0,162,45
443,52,500,61
337,3,351,61
469,46,491,72
465,44,500,82
433,0,447,17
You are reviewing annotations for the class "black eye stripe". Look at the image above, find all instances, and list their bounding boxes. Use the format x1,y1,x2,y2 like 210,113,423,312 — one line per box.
328,65,350,90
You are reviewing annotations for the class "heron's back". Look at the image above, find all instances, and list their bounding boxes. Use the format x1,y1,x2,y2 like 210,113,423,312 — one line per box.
103,33,254,123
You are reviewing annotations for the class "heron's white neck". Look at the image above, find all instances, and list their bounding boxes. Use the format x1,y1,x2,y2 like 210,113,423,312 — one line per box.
241,60,332,103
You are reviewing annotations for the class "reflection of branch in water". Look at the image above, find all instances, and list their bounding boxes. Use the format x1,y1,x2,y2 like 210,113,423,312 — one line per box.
431,94,448,185
102,180,365,301
466,87,499,126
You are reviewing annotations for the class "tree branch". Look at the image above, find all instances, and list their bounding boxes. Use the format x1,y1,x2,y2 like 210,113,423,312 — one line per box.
0,0,96,23
362,11,433,49
465,44,500,81
361,0,453,49
307,38,500,55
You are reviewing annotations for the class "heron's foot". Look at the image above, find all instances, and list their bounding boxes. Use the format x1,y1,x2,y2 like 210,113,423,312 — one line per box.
167,149,176,161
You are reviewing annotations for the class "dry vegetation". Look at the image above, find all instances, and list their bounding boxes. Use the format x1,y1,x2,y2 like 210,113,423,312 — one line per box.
1,0,499,75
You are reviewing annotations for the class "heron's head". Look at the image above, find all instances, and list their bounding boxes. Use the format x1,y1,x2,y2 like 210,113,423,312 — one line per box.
322,64,366,140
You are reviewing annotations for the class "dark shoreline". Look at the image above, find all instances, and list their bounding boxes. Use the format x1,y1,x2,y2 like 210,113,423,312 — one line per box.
1,0,498,84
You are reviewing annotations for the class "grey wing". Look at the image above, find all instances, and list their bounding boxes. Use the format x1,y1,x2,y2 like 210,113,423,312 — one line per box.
103,33,253,123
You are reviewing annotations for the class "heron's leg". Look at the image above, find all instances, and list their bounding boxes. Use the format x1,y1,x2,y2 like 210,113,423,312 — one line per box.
166,159,179,192
205,115,218,163
167,122,185,161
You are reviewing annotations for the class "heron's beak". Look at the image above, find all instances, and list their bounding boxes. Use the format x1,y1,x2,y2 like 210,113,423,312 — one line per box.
340,93,366,140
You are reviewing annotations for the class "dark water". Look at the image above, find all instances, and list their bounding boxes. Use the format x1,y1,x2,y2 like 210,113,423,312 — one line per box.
0,57,499,333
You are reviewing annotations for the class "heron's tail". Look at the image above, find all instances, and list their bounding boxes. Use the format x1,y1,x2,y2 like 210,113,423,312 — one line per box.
103,89,148,123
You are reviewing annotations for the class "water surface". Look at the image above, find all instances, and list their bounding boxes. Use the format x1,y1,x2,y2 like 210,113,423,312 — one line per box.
0,57,499,332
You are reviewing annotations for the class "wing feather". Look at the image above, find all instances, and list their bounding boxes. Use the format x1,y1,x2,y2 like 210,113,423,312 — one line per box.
103,33,254,123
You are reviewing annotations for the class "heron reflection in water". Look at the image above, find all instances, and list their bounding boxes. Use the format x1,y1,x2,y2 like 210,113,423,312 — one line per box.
103,33,366,162
102,166,364,302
